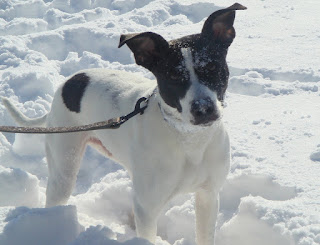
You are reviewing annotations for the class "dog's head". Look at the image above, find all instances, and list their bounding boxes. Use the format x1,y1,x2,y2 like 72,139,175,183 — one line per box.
119,3,246,127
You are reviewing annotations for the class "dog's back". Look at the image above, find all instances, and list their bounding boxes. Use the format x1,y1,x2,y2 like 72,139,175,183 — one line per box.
49,69,156,126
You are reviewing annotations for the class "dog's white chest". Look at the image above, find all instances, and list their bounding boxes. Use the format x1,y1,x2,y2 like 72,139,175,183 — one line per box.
181,134,212,166
162,125,221,192
172,123,217,166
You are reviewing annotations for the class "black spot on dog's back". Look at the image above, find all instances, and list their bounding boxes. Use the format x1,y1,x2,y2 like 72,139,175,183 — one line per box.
62,73,89,113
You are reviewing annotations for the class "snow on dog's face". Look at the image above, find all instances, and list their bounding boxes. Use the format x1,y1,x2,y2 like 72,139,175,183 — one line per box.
119,3,246,126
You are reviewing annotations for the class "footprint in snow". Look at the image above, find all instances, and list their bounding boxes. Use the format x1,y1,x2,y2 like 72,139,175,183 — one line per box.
219,174,297,215
310,148,320,162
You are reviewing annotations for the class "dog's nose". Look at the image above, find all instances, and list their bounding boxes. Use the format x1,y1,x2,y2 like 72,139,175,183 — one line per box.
190,98,219,125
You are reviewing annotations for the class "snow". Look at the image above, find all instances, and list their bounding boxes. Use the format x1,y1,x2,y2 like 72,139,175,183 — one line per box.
0,205,83,245
0,165,40,207
0,0,319,245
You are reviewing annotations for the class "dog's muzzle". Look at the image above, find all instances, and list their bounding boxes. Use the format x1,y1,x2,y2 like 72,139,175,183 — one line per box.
190,98,220,125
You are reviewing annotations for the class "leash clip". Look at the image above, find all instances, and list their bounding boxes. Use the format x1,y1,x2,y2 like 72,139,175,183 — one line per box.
115,95,151,129
135,97,148,115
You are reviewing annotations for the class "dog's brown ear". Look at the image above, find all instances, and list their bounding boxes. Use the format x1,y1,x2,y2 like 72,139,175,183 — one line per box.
201,3,246,48
118,32,169,71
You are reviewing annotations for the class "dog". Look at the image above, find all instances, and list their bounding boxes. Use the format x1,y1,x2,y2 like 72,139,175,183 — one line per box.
2,3,246,245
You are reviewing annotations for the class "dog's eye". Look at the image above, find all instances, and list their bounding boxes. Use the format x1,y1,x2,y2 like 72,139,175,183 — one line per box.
195,63,215,75
201,63,216,71
170,74,180,80
207,63,216,71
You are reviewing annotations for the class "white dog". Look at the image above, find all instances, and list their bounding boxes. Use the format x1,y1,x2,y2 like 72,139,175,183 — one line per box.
2,3,246,245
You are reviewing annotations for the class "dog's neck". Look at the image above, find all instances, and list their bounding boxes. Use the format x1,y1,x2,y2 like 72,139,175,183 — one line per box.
156,92,223,166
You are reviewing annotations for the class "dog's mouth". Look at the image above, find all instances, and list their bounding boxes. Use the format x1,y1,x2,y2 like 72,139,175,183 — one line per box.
190,113,221,127
192,120,214,127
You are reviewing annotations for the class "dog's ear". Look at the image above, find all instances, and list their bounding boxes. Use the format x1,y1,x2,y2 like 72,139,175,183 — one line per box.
201,3,246,48
118,32,169,70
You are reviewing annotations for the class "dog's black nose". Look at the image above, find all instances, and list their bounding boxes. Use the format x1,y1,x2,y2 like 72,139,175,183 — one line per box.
190,98,219,125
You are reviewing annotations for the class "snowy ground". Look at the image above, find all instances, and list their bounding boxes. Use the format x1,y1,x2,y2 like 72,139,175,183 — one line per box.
0,0,320,244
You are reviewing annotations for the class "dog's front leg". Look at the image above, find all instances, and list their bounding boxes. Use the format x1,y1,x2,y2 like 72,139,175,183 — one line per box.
195,188,220,245
131,164,174,244
133,196,160,244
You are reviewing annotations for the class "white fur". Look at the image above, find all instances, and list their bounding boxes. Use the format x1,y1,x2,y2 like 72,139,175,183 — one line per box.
2,68,230,245
181,48,199,84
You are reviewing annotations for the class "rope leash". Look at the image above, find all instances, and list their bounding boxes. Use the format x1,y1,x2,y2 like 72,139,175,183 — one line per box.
0,96,151,134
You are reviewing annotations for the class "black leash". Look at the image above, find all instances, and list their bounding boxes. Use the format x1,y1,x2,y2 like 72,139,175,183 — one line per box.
0,95,152,134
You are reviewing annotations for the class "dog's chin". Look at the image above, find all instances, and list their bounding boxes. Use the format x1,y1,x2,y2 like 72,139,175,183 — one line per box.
190,119,219,127
191,120,214,127
190,115,222,127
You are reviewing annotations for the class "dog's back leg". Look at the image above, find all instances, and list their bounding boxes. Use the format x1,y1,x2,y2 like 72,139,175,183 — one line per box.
45,132,88,207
